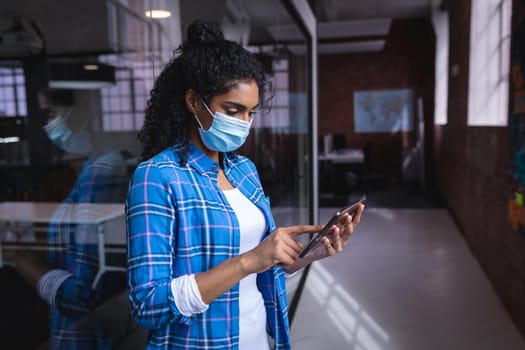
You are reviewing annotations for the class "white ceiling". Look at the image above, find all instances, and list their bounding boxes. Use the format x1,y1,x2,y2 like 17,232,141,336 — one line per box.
0,0,433,57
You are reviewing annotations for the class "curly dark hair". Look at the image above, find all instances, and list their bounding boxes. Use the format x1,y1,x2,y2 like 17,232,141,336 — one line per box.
138,19,269,162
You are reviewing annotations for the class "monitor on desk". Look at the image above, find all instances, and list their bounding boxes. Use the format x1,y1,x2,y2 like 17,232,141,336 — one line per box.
332,133,346,152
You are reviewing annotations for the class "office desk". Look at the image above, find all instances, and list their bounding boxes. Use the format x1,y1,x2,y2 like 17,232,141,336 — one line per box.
318,149,366,195
0,202,125,289
318,149,365,164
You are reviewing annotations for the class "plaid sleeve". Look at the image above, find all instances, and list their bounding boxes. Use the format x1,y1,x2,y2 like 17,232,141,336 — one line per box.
126,162,183,330
46,160,109,315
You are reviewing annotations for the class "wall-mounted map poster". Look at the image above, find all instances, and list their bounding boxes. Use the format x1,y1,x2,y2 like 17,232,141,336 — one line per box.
353,89,414,133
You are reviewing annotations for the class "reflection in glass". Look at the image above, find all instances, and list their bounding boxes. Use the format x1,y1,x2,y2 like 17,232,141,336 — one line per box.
2,88,132,348
240,3,311,307
0,0,313,347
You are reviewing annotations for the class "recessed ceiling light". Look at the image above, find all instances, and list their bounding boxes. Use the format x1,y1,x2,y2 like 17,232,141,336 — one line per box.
145,10,171,19
83,64,99,71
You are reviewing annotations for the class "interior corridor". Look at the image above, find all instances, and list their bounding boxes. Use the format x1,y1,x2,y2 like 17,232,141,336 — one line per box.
290,207,525,350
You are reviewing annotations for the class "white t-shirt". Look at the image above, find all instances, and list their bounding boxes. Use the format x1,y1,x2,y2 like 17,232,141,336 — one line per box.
223,188,270,350
170,188,270,350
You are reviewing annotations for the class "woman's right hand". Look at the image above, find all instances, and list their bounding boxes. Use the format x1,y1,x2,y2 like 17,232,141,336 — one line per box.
243,224,322,274
195,224,321,304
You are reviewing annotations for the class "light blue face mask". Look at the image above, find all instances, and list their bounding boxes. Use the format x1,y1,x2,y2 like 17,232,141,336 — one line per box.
43,109,92,154
194,98,252,152
43,115,72,149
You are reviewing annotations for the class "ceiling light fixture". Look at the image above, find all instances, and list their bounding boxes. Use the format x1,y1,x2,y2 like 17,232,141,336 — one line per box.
83,64,99,71
0,136,20,144
49,62,116,90
145,10,172,19
287,40,386,55
0,117,24,143
267,18,392,41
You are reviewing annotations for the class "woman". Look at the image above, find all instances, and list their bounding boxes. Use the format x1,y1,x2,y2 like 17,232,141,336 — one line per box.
126,20,364,349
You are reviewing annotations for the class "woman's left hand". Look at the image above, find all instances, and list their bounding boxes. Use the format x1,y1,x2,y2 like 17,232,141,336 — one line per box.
283,204,364,273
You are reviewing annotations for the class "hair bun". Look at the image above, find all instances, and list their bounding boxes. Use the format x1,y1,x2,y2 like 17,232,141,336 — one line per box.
186,20,224,45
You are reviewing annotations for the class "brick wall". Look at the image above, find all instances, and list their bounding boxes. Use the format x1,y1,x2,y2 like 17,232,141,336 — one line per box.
318,2,525,338
319,18,437,186
435,0,525,337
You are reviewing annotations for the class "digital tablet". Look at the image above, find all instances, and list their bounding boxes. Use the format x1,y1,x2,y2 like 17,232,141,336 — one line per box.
299,195,366,258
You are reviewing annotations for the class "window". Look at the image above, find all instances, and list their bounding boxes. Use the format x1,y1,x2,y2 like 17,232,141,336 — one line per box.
468,0,512,126
432,5,449,125
251,58,291,131
0,67,26,117
99,54,154,131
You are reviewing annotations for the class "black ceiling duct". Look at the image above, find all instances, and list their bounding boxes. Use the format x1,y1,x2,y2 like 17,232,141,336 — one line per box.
48,62,116,90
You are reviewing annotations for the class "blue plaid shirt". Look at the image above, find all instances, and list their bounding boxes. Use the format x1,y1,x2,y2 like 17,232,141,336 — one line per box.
126,144,291,349
46,150,129,349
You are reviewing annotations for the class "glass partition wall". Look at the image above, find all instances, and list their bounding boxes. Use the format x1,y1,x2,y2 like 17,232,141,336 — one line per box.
236,1,312,307
0,0,316,347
